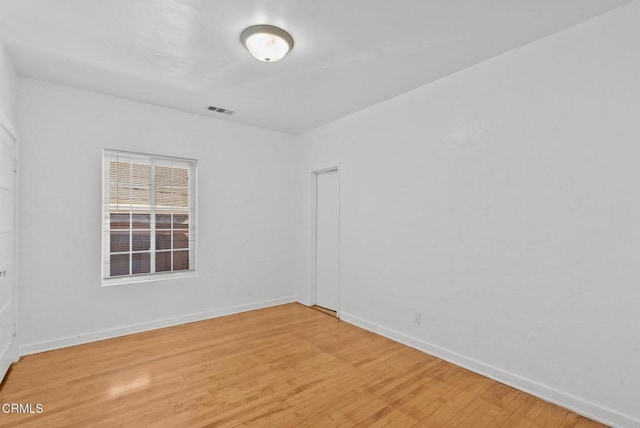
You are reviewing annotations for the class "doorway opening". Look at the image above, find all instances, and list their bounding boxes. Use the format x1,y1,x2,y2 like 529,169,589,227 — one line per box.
310,166,340,318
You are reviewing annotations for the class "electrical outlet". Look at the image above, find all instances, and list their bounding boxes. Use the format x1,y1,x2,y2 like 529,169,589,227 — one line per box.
413,311,421,324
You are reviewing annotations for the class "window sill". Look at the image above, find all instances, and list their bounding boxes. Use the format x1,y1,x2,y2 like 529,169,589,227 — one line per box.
101,270,198,287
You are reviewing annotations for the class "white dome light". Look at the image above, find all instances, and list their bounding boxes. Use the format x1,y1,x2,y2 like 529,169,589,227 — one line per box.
241,25,294,63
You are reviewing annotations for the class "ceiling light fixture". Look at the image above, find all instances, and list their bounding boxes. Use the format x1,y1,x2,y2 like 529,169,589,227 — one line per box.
241,25,294,63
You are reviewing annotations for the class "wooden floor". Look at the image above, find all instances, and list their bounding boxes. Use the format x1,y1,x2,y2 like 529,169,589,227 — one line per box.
0,304,604,427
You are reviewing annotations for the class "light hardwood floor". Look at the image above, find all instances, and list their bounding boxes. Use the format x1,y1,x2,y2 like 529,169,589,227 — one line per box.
0,303,605,427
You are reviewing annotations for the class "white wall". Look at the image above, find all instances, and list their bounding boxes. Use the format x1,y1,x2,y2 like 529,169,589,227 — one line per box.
17,78,296,353
0,40,16,126
294,2,640,426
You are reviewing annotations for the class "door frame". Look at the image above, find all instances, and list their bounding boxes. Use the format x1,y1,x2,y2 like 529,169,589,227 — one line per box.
0,112,19,379
309,163,340,317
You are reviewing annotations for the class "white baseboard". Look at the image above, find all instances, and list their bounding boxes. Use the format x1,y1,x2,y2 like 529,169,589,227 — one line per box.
19,296,295,356
340,312,639,428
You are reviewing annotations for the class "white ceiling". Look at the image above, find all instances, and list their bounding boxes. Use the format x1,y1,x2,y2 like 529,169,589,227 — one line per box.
0,0,633,135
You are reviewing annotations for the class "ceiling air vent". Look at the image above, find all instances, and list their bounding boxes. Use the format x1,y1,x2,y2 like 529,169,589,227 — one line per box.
207,106,234,115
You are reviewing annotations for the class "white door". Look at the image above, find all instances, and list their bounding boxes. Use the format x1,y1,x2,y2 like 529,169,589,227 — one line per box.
0,119,17,381
315,169,339,311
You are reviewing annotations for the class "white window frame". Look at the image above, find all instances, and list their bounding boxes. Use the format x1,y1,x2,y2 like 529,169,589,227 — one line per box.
101,149,198,286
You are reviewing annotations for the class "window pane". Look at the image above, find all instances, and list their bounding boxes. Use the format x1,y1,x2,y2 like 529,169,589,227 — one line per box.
173,231,189,249
155,188,172,209
109,161,118,183
110,213,130,229
109,185,131,210
156,214,172,229
173,188,189,208
173,250,189,271
173,168,188,187
110,254,129,276
173,214,188,229
156,231,172,250
132,231,150,251
110,231,130,252
156,166,172,188
110,161,131,185
131,163,151,187
156,251,171,272
132,213,150,229
132,252,151,274
131,187,151,212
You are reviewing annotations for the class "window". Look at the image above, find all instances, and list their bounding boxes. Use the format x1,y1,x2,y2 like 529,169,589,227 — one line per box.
102,150,197,284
